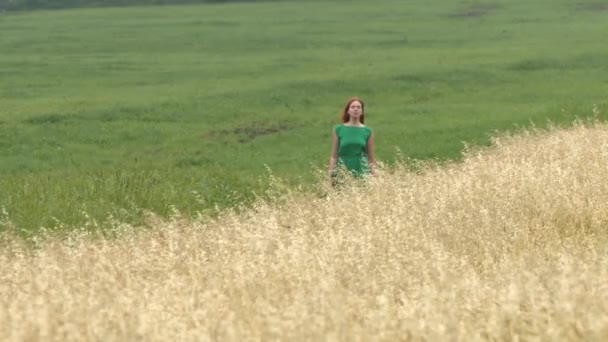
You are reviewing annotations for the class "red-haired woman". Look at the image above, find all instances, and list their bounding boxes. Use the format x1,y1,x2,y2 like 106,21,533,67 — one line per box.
328,97,376,185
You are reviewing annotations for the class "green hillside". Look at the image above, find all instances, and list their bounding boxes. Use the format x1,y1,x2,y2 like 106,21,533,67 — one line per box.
0,0,283,11
1,0,607,233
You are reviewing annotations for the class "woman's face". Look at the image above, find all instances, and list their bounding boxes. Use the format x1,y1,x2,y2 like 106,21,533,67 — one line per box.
348,101,363,119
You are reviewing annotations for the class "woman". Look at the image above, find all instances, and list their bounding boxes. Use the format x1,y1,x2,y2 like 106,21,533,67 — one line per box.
328,96,376,185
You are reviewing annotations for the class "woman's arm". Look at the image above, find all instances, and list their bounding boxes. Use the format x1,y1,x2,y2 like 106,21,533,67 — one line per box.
367,132,376,173
328,128,339,177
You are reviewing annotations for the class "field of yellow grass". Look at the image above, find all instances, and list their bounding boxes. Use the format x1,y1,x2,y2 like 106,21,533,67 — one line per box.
2,121,608,341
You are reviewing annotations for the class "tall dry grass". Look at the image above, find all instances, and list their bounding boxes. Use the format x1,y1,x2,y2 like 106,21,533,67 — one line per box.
2,121,608,341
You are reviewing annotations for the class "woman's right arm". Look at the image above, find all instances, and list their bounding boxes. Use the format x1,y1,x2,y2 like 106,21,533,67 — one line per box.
328,128,339,177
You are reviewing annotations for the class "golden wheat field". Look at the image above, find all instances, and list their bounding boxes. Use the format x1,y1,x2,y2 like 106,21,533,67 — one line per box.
2,121,608,341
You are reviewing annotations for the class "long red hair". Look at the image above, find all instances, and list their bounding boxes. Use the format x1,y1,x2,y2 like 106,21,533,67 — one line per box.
341,97,365,124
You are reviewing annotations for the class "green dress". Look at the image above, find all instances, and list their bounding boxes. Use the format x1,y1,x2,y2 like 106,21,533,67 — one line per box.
333,124,373,179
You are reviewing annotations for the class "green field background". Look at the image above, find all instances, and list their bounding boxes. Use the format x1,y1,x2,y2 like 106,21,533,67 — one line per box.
1,0,607,233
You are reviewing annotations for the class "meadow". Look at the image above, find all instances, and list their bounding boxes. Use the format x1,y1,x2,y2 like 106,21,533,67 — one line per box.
2,121,608,340
1,0,608,232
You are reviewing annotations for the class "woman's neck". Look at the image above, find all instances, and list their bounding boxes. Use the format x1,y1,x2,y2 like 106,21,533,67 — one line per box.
346,118,363,126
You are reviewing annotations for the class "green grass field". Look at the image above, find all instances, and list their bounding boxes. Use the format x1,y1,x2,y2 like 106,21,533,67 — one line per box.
1,0,608,233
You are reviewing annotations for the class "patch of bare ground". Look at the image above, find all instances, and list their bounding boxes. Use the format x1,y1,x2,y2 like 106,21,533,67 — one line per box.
448,3,500,18
207,120,295,143
577,3,608,11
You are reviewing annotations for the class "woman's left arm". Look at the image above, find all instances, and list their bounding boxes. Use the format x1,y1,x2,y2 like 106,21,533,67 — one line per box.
367,132,376,173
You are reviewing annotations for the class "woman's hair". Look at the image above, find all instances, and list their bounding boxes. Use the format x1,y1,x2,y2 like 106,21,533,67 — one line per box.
341,96,365,124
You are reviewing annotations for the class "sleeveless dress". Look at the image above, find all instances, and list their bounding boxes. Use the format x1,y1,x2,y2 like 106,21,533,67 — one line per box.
333,124,373,179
